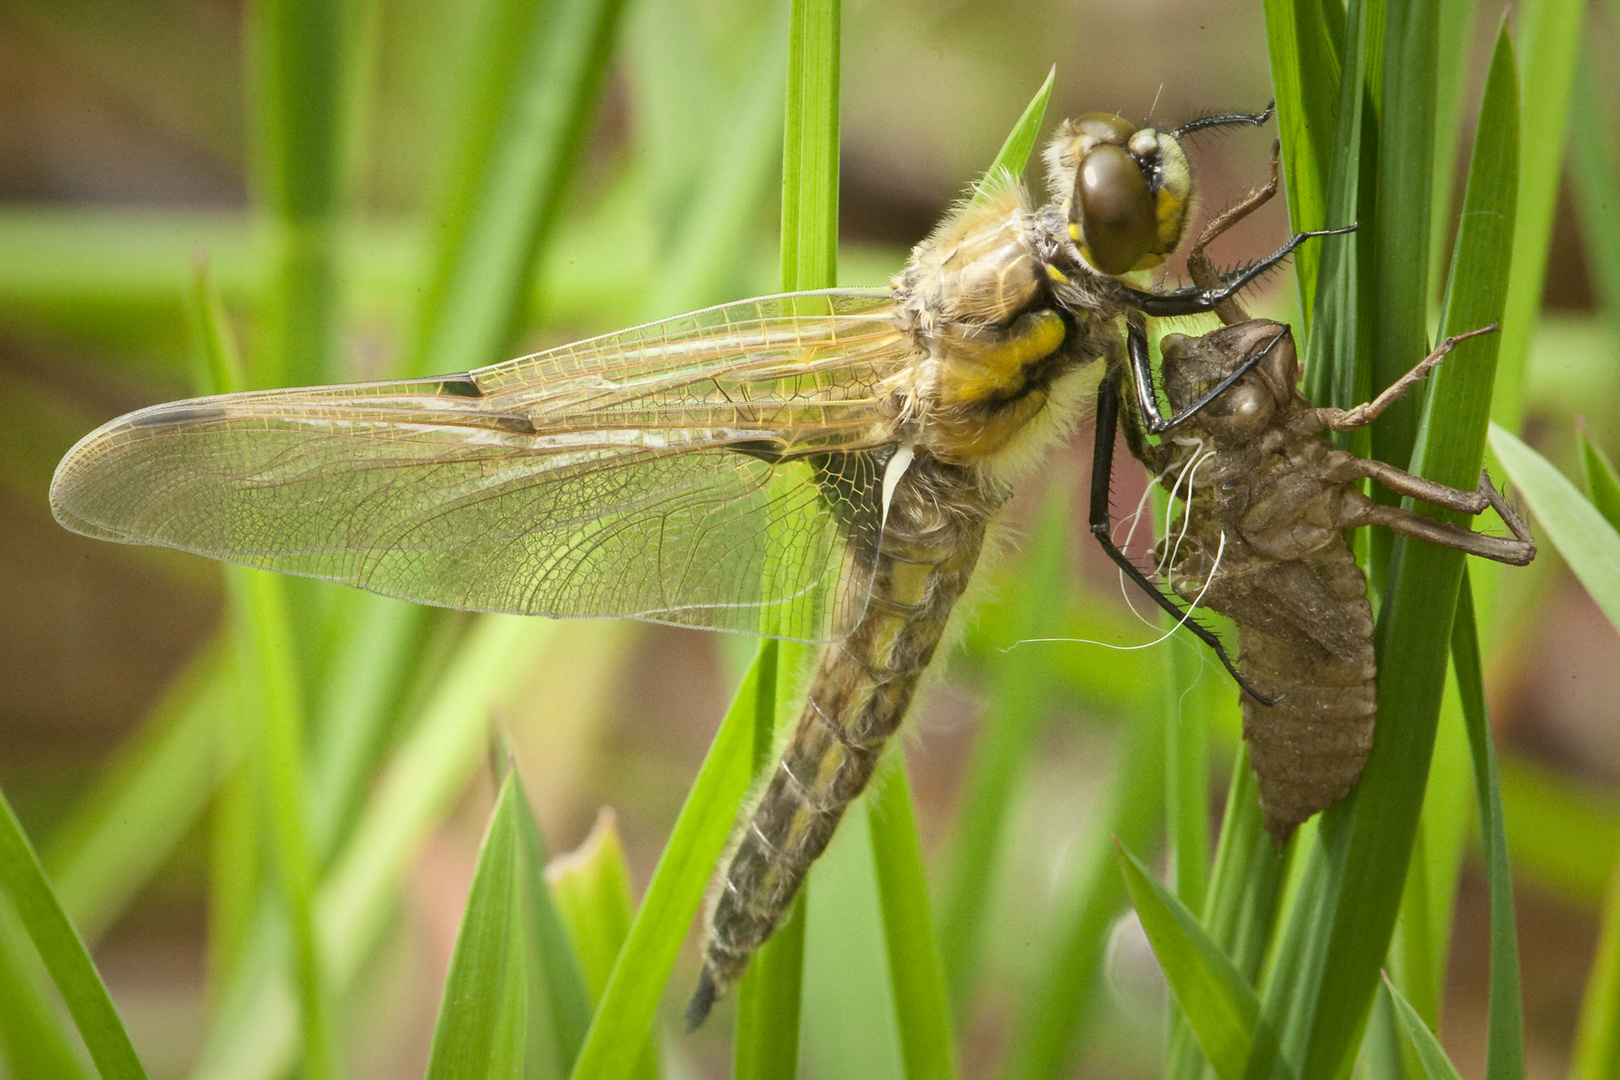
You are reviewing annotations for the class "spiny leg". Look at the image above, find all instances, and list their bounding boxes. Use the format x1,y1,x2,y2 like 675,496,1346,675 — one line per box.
1125,224,1356,319
1186,138,1283,322
1309,325,1499,433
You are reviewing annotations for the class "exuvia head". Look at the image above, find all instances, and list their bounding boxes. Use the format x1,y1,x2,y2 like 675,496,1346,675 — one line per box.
1043,113,1194,277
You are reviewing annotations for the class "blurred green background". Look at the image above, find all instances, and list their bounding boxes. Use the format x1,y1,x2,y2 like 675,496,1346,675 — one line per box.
2,0,1618,1077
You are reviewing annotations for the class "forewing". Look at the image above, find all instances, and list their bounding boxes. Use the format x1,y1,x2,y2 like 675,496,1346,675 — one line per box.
51,291,911,640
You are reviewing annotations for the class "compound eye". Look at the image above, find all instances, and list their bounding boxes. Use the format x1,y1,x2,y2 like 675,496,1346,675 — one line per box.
1076,143,1155,275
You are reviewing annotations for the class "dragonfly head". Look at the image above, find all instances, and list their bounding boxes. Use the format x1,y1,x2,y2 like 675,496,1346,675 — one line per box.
1044,113,1192,277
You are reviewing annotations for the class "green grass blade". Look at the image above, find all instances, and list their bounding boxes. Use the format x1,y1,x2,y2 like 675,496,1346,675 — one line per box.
1490,426,1620,629
778,0,840,292
1451,582,1525,1080
937,480,1071,1016
1118,844,1278,1080
1002,693,1165,1080
1286,24,1519,1080
41,640,237,946
869,755,958,1080
408,0,629,378
801,794,905,1080
1204,752,1291,986
1491,0,1585,432
566,646,760,1080
543,812,642,1078
1573,855,1620,1080
1262,0,1346,320
0,786,147,1080
1580,433,1620,530
1364,0,1440,472
248,0,366,387
0,894,95,1080
730,0,845,1065
192,617,557,1080
639,5,790,317
425,771,526,1080
969,67,1055,204
1381,977,1464,1080
1568,47,1620,362
225,567,329,1080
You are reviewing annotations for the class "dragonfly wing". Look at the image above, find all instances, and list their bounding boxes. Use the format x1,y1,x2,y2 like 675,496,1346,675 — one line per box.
51,290,911,641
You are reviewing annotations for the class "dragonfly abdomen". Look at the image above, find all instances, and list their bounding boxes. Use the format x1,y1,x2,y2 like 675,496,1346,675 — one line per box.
687,455,998,1028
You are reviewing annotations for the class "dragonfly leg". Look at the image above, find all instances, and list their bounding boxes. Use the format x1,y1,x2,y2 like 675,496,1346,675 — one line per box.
1126,225,1357,319
1131,317,1292,435
1089,372,1275,701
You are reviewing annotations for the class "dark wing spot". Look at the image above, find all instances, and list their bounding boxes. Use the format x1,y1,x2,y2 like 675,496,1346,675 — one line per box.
489,414,538,435
130,405,229,428
726,440,789,464
438,375,485,398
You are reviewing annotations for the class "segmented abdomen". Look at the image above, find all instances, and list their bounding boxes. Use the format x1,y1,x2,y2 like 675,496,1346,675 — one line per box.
1170,537,1376,843
686,457,995,1027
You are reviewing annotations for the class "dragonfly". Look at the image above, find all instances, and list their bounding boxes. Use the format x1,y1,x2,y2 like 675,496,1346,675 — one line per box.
1105,170,1536,839
51,105,1321,1026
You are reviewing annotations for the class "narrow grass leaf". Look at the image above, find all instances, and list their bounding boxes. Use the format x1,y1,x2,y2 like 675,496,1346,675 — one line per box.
0,881,95,1079
567,647,761,1080
937,479,1071,1016
1002,692,1165,1080
0,787,146,1080
1262,0,1345,318
1581,434,1620,531
778,0,840,292
1452,583,1526,1080
868,755,958,1080
1291,24,1519,1080
1491,426,1620,630
1204,751,1291,986
1573,855,1620,1080
247,0,366,388
969,67,1055,205
802,796,905,1080
1381,977,1465,1080
1491,0,1585,431
193,617,556,1080
42,640,237,945
409,0,629,377
225,567,329,1079
425,771,526,1080
734,897,805,1080
1568,49,1620,358
1118,844,1276,1080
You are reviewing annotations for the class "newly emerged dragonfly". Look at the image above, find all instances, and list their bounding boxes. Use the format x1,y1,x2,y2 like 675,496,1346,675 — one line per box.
52,107,1317,1025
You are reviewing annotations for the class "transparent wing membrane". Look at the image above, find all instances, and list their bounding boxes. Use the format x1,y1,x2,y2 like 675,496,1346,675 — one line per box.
51,291,910,641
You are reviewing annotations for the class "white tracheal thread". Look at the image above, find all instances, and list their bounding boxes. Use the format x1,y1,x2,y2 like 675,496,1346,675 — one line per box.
880,444,915,532
1006,442,1228,654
